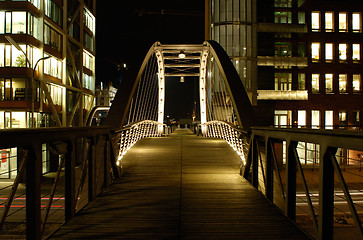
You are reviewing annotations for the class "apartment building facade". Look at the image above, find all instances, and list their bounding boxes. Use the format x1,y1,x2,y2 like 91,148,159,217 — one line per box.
0,0,96,129
0,0,96,178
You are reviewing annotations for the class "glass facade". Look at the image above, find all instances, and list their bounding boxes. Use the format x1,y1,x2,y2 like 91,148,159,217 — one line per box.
211,0,256,101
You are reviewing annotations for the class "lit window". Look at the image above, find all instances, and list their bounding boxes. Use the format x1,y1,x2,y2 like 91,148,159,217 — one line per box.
5,12,11,33
275,42,292,57
274,110,292,128
0,12,4,34
339,12,347,32
44,56,62,79
311,110,320,129
274,0,292,8
12,45,26,67
339,111,347,124
5,45,11,67
325,74,333,93
325,110,333,129
298,12,305,24
311,43,320,61
298,73,305,90
275,11,292,24
312,74,319,93
339,44,347,61
0,44,4,67
275,73,292,90
311,12,320,31
12,12,26,34
325,12,334,32
297,110,306,128
339,74,347,93
325,43,333,61
353,74,361,92
353,111,360,124
352,13,361,32
353,44,360,61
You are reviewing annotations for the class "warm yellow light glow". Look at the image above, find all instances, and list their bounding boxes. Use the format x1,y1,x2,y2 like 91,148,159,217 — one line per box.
312,74,319,92
311,43,320,60
325,12,333,31
325,43,333,61
353,13,361,32
178,50,186,59
311,12,320,31
353,44,360,61
339,44,347,60
339,12,347,32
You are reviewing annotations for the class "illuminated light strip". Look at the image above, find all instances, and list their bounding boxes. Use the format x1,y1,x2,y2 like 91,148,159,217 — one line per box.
199,50,209,135
155,50,165,134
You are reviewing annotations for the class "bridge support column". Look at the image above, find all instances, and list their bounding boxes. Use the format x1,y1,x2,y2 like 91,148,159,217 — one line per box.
200,50,209,135
155,50,165,135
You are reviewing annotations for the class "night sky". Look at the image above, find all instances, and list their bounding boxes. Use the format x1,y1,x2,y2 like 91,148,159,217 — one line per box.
96,1,205,119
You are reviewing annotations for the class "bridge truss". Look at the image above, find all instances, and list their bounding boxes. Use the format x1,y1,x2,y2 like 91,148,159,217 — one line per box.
106,41,255,166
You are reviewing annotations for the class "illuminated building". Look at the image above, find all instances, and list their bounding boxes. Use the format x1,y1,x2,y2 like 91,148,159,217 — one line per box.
206,0,363,130
0,0,96,128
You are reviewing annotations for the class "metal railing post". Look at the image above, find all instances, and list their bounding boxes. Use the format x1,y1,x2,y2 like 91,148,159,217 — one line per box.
286,141,297,221
26,143,42,240
265,137,273,201
65,139,76,221
318,146,335,240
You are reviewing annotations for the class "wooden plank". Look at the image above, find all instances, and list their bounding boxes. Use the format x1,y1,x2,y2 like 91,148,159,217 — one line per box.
49,129,310,240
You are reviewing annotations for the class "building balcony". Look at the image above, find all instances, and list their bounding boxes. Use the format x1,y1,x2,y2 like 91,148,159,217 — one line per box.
257,56,308,67
257,90,308,100
258,23,307,33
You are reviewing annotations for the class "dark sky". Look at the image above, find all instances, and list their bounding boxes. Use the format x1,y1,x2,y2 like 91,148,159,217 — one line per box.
96,1,205,119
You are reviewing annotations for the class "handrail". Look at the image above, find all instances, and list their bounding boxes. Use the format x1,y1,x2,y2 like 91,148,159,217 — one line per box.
0,120,166,239
243,127,363,240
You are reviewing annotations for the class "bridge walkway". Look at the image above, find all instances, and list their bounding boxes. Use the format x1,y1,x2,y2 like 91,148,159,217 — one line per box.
49,129,310,239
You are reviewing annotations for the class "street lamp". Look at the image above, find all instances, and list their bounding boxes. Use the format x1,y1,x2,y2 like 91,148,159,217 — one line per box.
5,36,51,127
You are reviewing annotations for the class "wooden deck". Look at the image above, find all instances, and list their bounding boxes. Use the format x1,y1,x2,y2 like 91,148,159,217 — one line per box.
49,129,310,239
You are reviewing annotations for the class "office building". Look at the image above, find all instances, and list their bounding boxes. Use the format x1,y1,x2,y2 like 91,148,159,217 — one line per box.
206,0,363,131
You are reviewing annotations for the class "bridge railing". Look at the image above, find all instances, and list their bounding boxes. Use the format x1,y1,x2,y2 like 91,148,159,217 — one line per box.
0,120,167,239
0,126,120,239
243,127,363,240
201,121,250,165
113,120,167,165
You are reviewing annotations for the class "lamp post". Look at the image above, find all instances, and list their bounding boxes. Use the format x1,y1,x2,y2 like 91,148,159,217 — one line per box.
5,36,51,127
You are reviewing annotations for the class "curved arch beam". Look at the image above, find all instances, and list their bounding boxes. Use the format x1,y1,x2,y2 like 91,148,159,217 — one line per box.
105,42,160,128
206,40,255,131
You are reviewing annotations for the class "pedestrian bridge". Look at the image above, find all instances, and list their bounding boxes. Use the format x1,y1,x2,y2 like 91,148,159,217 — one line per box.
50,129,309,239
0,41,363,240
